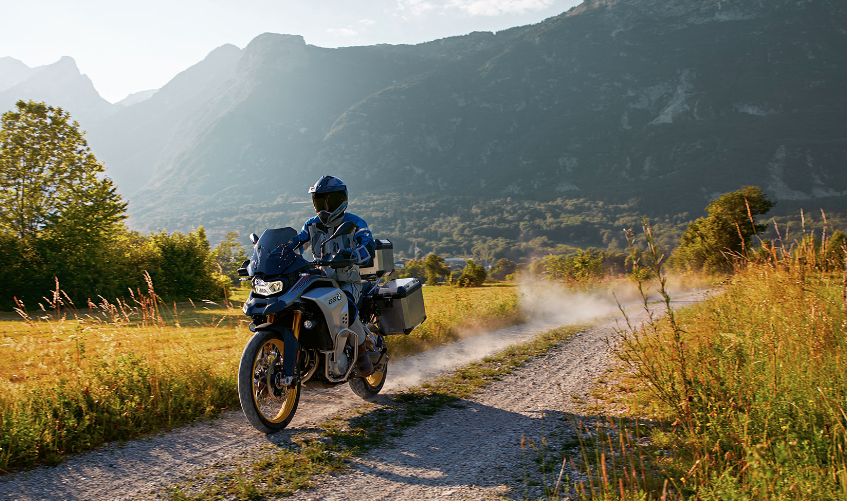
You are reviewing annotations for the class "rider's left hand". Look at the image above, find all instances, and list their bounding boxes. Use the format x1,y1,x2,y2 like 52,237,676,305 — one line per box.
337,248,356,260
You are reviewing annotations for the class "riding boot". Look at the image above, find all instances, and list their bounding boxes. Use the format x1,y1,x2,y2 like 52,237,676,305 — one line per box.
356,342,374,376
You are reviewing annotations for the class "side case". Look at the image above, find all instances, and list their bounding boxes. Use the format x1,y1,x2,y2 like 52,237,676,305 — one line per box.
375,278,426,335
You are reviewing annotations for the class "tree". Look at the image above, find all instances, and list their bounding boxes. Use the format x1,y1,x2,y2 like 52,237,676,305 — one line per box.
0,101,127,303
457,260,487,287
0,101,125,240
489,258,517,281
150,227,228,300
672,186,774,274
212,232,250,286
534,249,604,282
424,254,450,285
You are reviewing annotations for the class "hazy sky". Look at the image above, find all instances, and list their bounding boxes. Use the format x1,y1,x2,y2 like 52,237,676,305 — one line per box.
3,0,582,103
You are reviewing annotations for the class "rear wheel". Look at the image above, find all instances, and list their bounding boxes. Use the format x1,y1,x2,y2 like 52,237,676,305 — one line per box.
349,359,387,399
238,329,300,433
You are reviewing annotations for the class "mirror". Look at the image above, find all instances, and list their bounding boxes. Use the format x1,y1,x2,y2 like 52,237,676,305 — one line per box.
249,233,259,245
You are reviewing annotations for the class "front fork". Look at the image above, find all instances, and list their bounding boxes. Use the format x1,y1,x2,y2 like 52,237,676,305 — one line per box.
267,311,303,388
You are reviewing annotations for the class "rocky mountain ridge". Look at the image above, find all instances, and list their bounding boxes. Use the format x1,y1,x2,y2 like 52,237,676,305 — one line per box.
0,56,117,125
84,44,243,193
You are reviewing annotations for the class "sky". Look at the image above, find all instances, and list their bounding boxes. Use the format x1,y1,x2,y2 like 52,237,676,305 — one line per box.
2,0,582,103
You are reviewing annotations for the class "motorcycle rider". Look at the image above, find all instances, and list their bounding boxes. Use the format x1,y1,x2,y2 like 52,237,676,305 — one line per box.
290,175,376,377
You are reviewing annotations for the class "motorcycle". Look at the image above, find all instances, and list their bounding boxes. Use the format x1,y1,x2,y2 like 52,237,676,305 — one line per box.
236,222,425,433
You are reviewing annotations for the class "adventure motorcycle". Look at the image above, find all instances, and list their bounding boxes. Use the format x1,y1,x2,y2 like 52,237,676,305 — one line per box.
236,222,425,433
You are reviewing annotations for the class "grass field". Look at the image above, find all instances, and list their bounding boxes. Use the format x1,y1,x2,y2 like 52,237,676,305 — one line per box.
586,237,847,500
0,281,520,471
623,265,847,499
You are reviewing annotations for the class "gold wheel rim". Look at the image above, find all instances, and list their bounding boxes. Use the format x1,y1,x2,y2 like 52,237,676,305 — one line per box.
251,338,298,424
365,363,386,387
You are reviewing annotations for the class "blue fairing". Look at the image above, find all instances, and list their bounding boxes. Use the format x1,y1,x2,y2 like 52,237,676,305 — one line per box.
249,227,299,277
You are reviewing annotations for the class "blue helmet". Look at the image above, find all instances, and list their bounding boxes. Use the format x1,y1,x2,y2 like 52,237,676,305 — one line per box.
309,175,348,225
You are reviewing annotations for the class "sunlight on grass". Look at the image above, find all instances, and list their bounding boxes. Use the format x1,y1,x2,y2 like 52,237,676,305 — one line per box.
606,227,847,499
0,281,521,471
387,283,522,358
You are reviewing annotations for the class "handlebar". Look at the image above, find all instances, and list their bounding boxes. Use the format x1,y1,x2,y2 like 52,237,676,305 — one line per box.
312,252,357,269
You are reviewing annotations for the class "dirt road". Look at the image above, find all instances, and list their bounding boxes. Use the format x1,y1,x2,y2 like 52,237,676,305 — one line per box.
0,290,705,501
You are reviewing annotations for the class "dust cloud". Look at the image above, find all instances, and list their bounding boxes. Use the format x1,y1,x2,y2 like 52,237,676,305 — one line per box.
383,276,710,393
386,279,629,391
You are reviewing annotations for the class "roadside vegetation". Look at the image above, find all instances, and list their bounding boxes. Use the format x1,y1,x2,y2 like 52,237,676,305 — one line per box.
0,100,248,308
533,196,847,499
609,236,847,499
0,280,518,472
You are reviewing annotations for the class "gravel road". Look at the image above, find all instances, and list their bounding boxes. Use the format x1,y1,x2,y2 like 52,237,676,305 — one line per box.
0,289,706,501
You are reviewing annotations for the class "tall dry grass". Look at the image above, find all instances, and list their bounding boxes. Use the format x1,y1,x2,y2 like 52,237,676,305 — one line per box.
607,217,847,499
0,277,247,472
518,216,847,500
0,280,521,471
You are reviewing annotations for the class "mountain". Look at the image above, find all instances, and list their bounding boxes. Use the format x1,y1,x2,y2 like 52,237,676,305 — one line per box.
0,56,117,125
116,89,158,107
0,57,38,91
122,0,847,240
85,44,242,196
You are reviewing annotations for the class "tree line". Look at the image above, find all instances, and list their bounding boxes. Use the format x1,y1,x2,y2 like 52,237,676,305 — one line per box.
2,100,838,307
396,185,844,285
0,101,247,308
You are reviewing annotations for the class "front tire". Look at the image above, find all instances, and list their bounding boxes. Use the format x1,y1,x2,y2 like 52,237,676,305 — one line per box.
349,360,387,399
238,329,300,433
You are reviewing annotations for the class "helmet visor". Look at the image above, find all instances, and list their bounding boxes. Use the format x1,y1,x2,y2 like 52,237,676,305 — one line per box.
311,191,347,213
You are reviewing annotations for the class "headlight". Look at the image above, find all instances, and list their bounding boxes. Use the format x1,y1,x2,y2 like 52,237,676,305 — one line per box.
252,278,285,296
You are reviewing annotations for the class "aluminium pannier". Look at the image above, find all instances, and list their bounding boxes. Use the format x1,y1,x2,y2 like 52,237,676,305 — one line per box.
375,277,426,335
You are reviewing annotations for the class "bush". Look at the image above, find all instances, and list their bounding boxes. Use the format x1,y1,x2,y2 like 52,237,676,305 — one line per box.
489,258,517,280
149,227,228,300
457,260,486,287
672,186,773,274
533,249,605,282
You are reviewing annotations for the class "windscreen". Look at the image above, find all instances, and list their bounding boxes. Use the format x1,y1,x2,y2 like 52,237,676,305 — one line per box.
250,227,298,276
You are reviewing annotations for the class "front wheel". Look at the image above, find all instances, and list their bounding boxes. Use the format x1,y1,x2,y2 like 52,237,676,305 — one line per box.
238,329,300,433
349,360,387,399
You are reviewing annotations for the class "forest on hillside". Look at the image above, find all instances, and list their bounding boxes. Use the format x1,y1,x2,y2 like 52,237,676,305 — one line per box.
172,193,694,262
3,98,847,309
